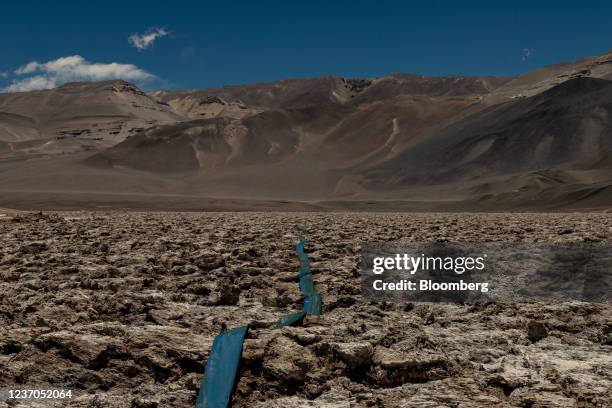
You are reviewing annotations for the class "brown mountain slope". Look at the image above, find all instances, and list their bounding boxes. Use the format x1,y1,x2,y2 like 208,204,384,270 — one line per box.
353,77,612,209
0,80,183,147
78,77,612,209
3,52,612,210
367,77,612,186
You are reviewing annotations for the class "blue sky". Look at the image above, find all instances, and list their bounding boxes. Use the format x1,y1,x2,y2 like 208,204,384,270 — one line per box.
1,0,612,91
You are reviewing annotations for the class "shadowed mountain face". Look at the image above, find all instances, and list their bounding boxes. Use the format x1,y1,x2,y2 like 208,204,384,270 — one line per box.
3,52,612,210
368,77,612,185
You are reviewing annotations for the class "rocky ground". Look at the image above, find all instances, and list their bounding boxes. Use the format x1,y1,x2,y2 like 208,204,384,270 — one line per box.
0,212,610,407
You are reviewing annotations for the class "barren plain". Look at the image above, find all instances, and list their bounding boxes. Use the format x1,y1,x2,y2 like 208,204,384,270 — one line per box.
0,211,610,407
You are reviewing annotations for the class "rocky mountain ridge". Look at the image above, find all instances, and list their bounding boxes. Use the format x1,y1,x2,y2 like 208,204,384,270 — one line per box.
3,51,612,210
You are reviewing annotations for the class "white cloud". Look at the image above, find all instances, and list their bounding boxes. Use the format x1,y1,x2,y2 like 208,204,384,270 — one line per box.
3,55,155,92
14,61,40,75
128,28,169,50
521,48,535,61
4,76,57,92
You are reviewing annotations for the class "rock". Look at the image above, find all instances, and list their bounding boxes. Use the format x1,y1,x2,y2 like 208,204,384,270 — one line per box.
332,342,373,368
212,283,241,305
0,340,22,355
263,336,316,382
192,250,225,270
33,332,121,368
509,386,576,407
18,242,48,254
263,355,304,382
527,320,548,342
252,386,353,407
373,348,450,386
295,332,322,346
600,323,612,345
170,264,198,275
130,398,158,408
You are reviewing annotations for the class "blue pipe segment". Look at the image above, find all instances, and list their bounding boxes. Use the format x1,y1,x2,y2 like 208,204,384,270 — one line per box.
196,227,321,407
195,325,248,408
295,232,322,316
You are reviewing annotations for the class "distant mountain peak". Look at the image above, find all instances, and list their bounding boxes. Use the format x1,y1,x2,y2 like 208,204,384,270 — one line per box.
55,80,146,96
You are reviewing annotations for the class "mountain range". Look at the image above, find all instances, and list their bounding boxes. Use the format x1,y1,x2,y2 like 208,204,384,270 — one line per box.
2,51,612,210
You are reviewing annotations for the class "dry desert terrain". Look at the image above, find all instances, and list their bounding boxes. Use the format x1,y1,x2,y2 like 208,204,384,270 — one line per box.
0,211,610,407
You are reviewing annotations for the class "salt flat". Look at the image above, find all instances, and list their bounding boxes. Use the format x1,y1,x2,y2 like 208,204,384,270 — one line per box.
0,212,610,407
